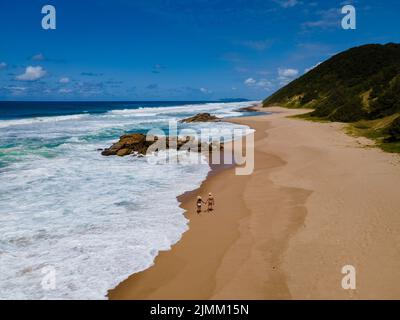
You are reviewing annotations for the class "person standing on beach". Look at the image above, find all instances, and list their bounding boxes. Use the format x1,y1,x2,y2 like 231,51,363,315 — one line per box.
207,193,215,212
196,196,204,214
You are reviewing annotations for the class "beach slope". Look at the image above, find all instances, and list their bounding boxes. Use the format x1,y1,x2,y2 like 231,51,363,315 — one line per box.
109,107,400,300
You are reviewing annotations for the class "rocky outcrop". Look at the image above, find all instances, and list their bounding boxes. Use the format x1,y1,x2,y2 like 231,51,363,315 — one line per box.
101,134,151,156
101,133,223,157
179,113,221,123
236,105,259,112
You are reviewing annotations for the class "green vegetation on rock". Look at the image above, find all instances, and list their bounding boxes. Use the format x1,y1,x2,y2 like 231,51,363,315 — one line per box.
263,43,400,152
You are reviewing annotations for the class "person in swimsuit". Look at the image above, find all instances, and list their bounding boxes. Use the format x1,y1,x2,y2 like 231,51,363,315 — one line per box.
196,196,204,214
207,193,215,212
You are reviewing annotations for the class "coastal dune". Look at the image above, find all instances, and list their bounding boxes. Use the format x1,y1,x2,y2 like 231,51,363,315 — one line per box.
109,107,400,300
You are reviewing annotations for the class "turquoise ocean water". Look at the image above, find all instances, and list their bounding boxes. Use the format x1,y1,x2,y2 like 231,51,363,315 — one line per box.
0,101,257,299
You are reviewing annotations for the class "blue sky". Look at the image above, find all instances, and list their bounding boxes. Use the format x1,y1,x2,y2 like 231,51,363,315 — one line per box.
0,0,399,101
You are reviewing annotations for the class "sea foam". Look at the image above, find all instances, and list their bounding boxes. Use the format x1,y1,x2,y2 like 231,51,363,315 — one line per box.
0,101,257,299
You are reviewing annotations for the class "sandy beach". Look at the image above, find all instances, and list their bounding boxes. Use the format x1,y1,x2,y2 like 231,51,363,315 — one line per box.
108,107,400,300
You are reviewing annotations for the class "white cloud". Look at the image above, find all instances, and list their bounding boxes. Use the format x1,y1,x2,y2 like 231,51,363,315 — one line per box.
59,77,70,84
245,77,272,90
244,78,257,85
200,87,212,94
59,88,73,94
0,62,6,69
274,0,299,8
256,79,272,88
305,62,322,73
4,85,26,91
16,66,46,81
278,68,299,78
4,85,27,96
31,53,45,61
302,8,340,29
237,39,272,51
278,68,299,85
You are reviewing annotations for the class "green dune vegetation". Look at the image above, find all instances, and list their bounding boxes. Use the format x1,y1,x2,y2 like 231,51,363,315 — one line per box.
263,43,400,153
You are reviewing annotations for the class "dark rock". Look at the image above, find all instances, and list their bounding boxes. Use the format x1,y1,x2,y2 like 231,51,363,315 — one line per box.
179,113,221,123
236,105,259,112
101,133,153,156
101,133,224,157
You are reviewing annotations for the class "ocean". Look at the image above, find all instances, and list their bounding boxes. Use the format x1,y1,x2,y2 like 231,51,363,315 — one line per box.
0,100,258,299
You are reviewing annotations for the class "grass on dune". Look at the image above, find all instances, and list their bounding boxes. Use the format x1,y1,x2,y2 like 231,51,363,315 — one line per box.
288,112,331,123
288,110,400,154
345,114,400,153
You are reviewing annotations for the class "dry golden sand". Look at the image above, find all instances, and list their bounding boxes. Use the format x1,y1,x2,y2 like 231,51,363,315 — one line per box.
108,107,400,300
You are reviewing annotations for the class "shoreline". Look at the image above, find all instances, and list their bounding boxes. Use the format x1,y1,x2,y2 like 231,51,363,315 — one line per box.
109,106,400,300
107,111,257,299
108,106,310,299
